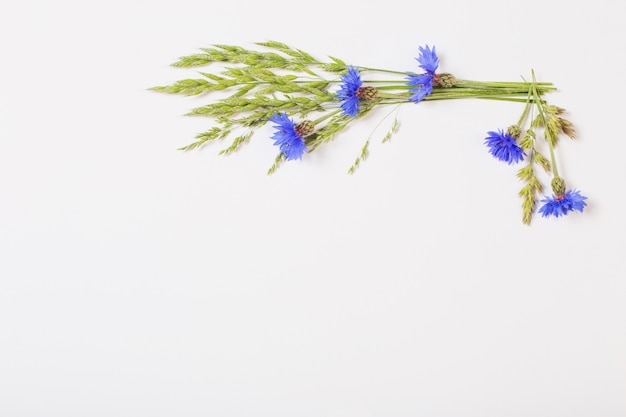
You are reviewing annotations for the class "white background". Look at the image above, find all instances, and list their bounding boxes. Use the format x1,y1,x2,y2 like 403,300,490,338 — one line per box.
1,0,625,416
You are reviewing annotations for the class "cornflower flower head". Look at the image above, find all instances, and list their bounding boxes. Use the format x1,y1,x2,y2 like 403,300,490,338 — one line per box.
538,190,587,217
406,45,439,103
484,129,525,164
336,66,364,118
269,113,308,161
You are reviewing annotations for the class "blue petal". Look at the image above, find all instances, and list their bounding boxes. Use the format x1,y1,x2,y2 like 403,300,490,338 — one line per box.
340,96,360,118
336,66,363,117
269,113,307,160
408,83,432,103
416,45,439,74
281,136,308,160
539,189,588,218
406,73,433,87
484,129,525,164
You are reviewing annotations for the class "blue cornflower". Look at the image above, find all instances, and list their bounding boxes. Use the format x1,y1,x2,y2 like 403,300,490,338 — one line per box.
269,113,308,160
484,130,525,164
406,45,439,103
416,44,440,74
336,66,363,117
538,190,588,218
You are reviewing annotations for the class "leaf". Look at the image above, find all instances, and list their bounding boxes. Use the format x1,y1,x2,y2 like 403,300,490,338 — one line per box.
150,79,213,96
347,140,369,174
172,52,226,67
212,44,245,53
329,56,346,66
199,72,225,82
219,131,254,155
534,153,551,172
228,84,256,98
178,127,230,151
382,116,400,143
256,40,291,50
267,153,285,175
516,165,533,181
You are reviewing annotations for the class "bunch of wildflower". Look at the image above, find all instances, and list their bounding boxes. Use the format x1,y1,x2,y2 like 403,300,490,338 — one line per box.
479,73,586,224
152,41,586,224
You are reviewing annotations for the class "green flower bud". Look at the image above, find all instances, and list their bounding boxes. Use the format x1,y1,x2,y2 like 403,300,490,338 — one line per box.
507,124,522,139
551,176,567,198
295,120,315,137
356,86,379,101
435,73,457,88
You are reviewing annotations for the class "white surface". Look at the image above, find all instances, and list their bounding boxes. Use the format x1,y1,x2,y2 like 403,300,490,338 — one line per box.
1,0,625,416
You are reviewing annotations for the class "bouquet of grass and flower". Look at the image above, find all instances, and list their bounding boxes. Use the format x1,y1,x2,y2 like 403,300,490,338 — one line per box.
152,41,586,224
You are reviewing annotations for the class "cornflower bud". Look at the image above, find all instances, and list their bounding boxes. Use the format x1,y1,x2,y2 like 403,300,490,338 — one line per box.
434,73,457,88
295,120,315,137
356,86,379,101
507,124,522,139
551,176,567,199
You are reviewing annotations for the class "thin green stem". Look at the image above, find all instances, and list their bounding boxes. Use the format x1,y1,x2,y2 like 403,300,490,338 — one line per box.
375,85,554,96
377,92,407,99
370,104,401,137
471,96,541,104
377,100,410,105
424,91,537,99
361,80,408,84
313,109,342,124
517,89,533,126
530,70,558,177
359,67,408,75
456,79,555,90
374,96,541,106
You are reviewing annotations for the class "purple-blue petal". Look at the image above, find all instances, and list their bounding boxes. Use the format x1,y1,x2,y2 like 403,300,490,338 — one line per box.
336,66,363,118
406,73,434,87
484,129,525,164
405,46,439,104
408,83,432,103
269,113,307,160
406,73,434,103
538,189,588,218
416,45,439,74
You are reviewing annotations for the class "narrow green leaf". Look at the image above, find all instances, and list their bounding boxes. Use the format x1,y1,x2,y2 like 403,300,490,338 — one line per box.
219,131,254,155
267,153,285,175
348,140,370,174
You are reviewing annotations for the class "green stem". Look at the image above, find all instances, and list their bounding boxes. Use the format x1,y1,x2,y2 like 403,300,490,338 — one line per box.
425,90,538,99
313,109,342,124
479,96,537,104
362,80,408,84
375,84,554,97
359,67,408,75
517,89,533,126
530,70,558,177
457,79,555,90
377,92,407,99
